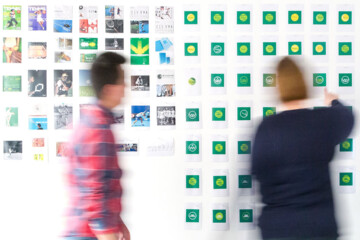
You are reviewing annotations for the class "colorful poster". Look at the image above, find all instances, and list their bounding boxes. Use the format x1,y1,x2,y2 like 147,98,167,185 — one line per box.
5,107,18,127
28,5,47,31
130,38,149,65
3,6,21,30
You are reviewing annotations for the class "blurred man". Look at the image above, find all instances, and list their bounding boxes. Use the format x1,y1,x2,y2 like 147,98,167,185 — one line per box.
62,52,130,240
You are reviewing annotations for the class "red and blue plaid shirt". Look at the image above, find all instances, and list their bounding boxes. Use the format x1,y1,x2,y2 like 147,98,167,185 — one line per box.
63,104,122,238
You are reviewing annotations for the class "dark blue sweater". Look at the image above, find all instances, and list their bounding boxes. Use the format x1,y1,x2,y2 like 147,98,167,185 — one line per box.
251,100,354,239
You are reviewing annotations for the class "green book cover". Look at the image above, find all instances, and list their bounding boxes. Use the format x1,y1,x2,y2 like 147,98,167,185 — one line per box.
6,107,18,127
79,38,98,50
130,38,149,65
3,76,21,92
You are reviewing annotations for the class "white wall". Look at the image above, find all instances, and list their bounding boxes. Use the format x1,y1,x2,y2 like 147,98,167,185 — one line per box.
0,0,359,240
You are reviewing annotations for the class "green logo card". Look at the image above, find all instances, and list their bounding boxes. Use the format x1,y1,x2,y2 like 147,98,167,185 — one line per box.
237,107,251,121
289,42,302,55
339,172,353,186
186,141,200,154
213,176,227,189
340,138,353,152
185,42,198,56
212,108,226,121
339,42,352,56
237,74,251,87
339,73,352,87
263,74,276,87
313,42,326,55
339,11,352,24
238,141,251,154
313,73,326,87
213,141,226,155
185,11,198,25
238,175,252,188
237,11,250,24
211,42,225,56
240,209,253,223
263,42,276,55
186,108,199,122
186,175,200,188
213,210,226,223
288,11,302,24
237,42,250,56
211,74,225,87
313,11,327,25
211,11,224,24
186,209,200,222
79,38,98,50
263,107,276,118
263,11,276,24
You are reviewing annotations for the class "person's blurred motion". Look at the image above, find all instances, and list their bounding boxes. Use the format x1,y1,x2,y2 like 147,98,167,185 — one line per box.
251,56,354,240
62,52,130,240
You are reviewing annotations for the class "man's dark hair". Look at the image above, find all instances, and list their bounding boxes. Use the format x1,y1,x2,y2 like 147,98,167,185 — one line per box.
91,52,126,98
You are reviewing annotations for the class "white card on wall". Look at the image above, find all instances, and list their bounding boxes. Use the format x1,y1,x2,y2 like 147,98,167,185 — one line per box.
210,135,228,162
185,168,202,196
185,102,202,129
235,101,253,128
184,202,202,230
208,67,226,95
236,135,253,162
184,68,201,96
185,134,201,162
210,101,228,129
237,168,254,196
235,67,253,94
237,202,256,230
208,4,227,32
212,169,229,197
209,35,227,64
335,166,356,194
211,202,229,231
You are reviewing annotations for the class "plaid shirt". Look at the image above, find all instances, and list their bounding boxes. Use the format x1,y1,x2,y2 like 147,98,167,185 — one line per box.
63,104,122,238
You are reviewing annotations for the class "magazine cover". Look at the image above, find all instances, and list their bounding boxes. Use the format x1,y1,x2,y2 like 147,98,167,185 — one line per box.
5,107,18,127
105,5,124,33
28,5,47,31
54,70,73,97
54,104,73,129
130,6,149,33
3,37,22,63
3,76,21,92
3,6,21,30
79,70,94,97
54,5,73,33
3,141,22,160
28,42,47,59
79,5,98,33
28,70,47,97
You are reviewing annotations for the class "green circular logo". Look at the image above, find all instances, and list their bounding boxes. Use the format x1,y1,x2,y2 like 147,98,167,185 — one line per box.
315,76,324,84
265,76,274,85
291,13,299,22
187,13,195,22
342,141,351,149
213,45,223,54
240,45,248,53
188,143,198,152
265,44,274,53
265,13,274,22
214,110,223,119
266,109,274,116
216,178,224,187
188,211,197,220
239,109,249,119
291,44,299,53
341,76,350,84
342,175,351,183
215,212,224,220
341,44,350,53
188,77,196,85
315,44,324,53
316,13,324,22
240,144,249,152
239,13,248,22
215,144,223,152
188,177,197,186
213,13,222,22
213,76,222,85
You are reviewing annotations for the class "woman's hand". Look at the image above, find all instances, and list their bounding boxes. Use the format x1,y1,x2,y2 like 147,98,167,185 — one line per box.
324,88,338,106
